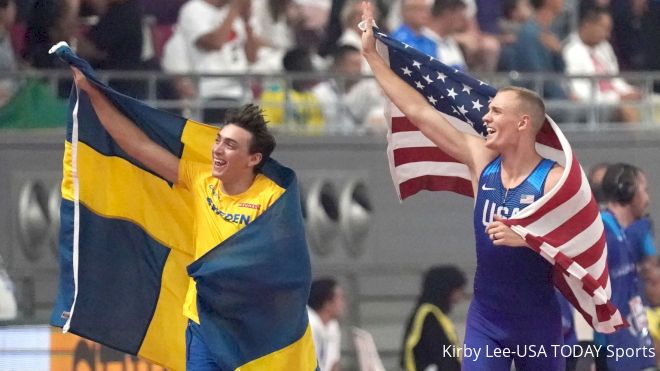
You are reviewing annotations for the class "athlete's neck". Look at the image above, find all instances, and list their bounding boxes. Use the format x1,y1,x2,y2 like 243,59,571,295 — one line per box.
499,152,543,189
221,173,257,195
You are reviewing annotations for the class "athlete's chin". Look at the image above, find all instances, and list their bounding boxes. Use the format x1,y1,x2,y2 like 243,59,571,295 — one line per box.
484,139,498,150
212,168,226,180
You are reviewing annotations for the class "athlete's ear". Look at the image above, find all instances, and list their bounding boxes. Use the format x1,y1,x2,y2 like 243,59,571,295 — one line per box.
248,152,262,168
518,115,531,131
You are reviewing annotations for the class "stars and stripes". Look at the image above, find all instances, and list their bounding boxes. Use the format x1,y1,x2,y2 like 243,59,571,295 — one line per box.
374,29,626,333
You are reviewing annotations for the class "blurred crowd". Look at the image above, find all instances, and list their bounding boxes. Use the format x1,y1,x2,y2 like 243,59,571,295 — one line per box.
2,0,660,131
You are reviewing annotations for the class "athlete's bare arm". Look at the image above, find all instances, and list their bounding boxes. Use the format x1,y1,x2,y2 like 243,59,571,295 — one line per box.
360,2,495,176
72,68,180,183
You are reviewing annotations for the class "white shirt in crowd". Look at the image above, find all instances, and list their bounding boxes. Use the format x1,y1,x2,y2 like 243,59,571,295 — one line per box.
562,32,635,104
308,307,341,371
0,255,16,320
175,0,250,100
422,28,468,71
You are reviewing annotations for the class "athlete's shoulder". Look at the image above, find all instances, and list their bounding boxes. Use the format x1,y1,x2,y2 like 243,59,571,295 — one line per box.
251,173,286,198
543,163,564,193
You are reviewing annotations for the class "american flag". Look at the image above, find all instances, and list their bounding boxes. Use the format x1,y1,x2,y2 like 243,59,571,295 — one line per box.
374,30,626,333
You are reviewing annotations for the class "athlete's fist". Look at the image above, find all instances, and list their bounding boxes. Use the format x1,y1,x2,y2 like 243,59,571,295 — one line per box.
486,215,527,248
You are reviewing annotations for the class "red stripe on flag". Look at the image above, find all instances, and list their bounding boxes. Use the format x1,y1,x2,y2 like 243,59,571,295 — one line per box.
597,265,610,289
572,232,606,270
393,147,461,166
536,120,563,150
542,200,601,245
399,175,473,200
554,251,573,271
392,116,421,133
554,270,596,327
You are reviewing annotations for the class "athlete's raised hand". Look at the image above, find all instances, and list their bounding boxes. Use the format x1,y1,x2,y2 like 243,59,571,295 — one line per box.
360,1,377,58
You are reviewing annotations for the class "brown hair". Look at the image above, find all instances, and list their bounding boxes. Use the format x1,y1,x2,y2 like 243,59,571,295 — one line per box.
224,104,276,171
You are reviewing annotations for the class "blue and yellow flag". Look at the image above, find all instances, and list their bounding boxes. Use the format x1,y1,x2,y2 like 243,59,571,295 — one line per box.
49,43,317,371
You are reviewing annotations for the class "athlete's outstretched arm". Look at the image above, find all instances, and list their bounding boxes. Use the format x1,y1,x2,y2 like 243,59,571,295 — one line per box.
72,68,179,183
360,1,487,170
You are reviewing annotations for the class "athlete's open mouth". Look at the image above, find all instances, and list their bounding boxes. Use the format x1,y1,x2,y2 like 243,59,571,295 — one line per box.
486,127,496,135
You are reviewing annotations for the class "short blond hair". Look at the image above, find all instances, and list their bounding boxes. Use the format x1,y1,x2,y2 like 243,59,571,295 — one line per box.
498,86,546,132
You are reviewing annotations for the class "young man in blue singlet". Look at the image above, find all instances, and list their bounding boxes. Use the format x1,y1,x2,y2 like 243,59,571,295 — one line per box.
596,163,656,371
360,2,564,370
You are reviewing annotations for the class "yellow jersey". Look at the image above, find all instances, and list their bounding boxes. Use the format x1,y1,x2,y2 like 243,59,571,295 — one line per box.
177,160,285,323
260,86,324,134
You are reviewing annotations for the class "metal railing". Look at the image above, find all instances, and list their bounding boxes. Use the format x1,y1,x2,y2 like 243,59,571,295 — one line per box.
3,69,660,132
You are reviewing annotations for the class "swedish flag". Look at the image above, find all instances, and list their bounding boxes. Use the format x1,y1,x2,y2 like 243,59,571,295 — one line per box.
49,43,317,371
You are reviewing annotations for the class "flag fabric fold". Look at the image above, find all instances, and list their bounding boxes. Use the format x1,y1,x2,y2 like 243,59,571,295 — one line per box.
49,43,317,371
374,30,626,333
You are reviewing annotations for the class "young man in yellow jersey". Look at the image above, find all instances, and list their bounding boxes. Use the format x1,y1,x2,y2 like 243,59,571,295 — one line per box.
70,67,286,370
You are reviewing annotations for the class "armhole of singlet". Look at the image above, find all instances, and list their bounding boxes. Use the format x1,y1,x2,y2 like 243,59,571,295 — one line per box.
537,159,556,196
479,156,501,185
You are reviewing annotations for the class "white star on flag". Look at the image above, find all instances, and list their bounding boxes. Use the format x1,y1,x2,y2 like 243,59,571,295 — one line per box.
446,88,458,99
462,84,472,94
412,60,421,69
427,95,437,105
423,75,433,84
458,105,468,115
472,99,483,111
415,81,424,90
436,72,447,82
402,66,412,76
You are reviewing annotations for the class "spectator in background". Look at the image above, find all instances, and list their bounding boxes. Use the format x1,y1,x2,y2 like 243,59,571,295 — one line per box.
422,0,469,72
0,253,17,321
508,0,583,124
24,0,81,99
588,162,610,206
596,163,656,371
644,261,660,368
0,0,17,107
24,0,78,69
400,265,466,371
319,0,389,57
497,0,532,71
645,1,660,92
337,0,365,51
260,47,324,134
308,278,346,371
590,163,658,298
86,0,143,71
391,0,436,57
85,0,150,98
312,45,385,133
475,0,503,35
291,0,331,53
161,29,195,101
562,6,641,124
336,0,377,73
142,0,186,24
175,0,257,123
250,0,300,73
451,0,500,72
610,0,651,71
510,0,567,100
